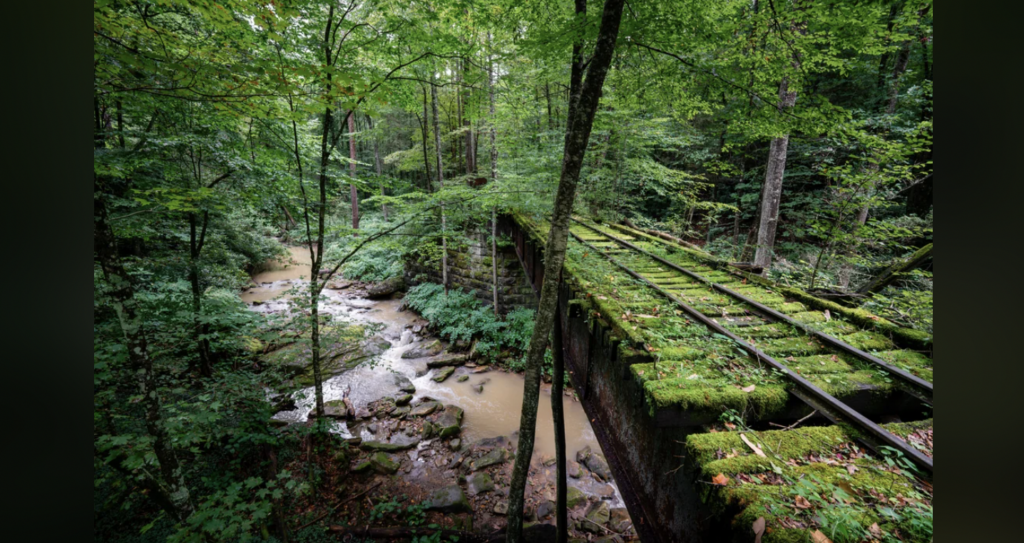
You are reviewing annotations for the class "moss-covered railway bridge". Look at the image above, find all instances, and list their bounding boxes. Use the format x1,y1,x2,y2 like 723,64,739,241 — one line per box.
499,213,934,543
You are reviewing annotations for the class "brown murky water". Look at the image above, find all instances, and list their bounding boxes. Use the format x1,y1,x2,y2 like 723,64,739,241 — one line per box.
417,367,596,460
240,246,312,303
245,250,618,502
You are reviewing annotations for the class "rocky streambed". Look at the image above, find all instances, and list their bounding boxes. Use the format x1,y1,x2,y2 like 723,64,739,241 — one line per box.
243,247,637,540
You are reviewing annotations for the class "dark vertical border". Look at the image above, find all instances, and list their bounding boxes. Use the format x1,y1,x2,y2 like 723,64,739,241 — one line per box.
941,1,1024,541
4,1,94,541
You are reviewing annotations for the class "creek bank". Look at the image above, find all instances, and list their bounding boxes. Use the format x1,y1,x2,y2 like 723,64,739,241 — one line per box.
242,255,633,539
322,395,637,540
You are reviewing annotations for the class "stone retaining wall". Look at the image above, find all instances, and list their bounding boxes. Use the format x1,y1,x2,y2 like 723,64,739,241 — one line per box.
404,227,537,315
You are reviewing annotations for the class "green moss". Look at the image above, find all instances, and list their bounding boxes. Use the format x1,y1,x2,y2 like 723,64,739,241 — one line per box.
874,349,932,370
760,336,827,357
786,354,855,374
645,379,789,417
837,331,895,351
733,323,794,339
789,311,828,324
885,419,932,440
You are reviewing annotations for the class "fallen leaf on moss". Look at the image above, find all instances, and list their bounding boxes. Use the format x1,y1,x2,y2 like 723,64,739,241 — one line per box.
711,473,730,486
740,433,766,457
741,385,756,393
752,517,766,543
868,523,882,537
794,495,812,509
810,530,833,543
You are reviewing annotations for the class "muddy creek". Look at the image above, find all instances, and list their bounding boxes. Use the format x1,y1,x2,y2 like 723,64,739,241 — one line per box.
244,246,622,506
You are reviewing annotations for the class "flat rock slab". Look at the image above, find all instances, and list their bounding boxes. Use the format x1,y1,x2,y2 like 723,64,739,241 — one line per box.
426,353,471,368
409,401,441,417
402,339,444,359
432,367,456,383
424,484,472,514
370,452,399,474
467,472,495,496
360,437,421,452
470,447,508,471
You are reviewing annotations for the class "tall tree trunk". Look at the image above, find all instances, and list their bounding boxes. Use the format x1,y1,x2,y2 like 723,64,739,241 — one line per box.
95,183,193,521
369,116,388,221
506,1,624,541
489,32,500,316
752,78,797,272
348,111,359,231
545,82,555,130
421,85,433,191
431,69,448,294
309,4,341,418
551,306,568,543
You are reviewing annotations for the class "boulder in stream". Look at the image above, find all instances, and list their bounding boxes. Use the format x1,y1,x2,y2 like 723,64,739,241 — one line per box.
359,437,420,452
366,276,405,299
392,373,416,393
424,485,472,514
431,367,456,383
409,401,441,417
433,405,464,438
426,353,471,368
576,445,612,482
402,339,444,359
582,501,611,533
470,447,507,471
467,472,495,496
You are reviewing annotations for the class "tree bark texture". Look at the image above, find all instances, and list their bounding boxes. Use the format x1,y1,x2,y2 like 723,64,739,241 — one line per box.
551,305,568,543
431,71,449,294
752,78,797,271
506,1,624,541
489,34,499,315
348,111,359,231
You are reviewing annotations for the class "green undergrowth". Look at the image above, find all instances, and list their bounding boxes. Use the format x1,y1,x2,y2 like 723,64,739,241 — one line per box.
686,415,934,543
403,283,557,379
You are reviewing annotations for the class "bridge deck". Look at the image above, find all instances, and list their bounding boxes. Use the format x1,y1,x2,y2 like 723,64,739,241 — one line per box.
506,213,933,543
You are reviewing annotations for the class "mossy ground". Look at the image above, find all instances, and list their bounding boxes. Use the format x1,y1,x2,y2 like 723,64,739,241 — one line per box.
686,420,933,543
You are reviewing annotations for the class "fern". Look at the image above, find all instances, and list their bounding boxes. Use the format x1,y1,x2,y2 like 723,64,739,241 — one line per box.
404,283,536,366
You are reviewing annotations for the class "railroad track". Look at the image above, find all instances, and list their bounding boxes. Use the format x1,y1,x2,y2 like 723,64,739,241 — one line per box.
567,217,934,475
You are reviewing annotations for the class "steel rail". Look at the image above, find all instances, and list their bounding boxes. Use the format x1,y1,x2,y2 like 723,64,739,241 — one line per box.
572,218,933,398
568,228,934,475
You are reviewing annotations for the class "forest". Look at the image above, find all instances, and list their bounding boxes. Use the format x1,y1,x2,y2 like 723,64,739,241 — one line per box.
94,1,933,542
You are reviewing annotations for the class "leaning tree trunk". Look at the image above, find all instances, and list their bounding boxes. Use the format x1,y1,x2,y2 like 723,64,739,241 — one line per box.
506,1,625,541
431,69,449,294
752,78,797,272
554,2,585,540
